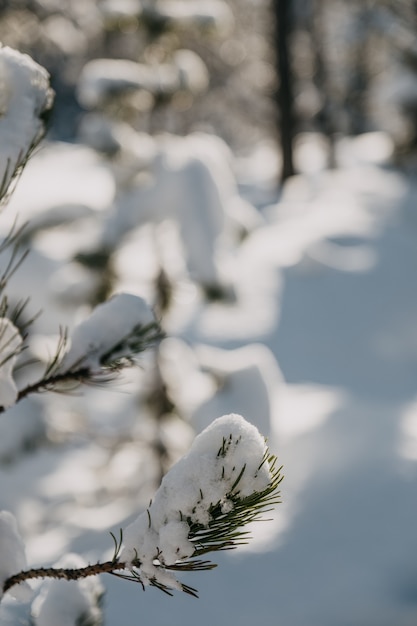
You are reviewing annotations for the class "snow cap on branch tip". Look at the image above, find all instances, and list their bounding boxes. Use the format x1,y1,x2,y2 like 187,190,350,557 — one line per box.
121,414,275,590
0,318,23,410
58,292,157,373
0,510,31,602
0,45,54,200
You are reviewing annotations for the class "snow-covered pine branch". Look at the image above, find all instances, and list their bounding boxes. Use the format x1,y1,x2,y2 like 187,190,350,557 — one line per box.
1,293,161,411
2,414,282,599
56,292,160,373
119,413,282,594
0,45,54,202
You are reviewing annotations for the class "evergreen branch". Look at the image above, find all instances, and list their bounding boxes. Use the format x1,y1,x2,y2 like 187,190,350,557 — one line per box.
0,320,162,413
99,321,163,368
186,454,283,561
3,561,121,594
2,425,283,600
2,560,198,598
2,455,283,599
1,367,94,409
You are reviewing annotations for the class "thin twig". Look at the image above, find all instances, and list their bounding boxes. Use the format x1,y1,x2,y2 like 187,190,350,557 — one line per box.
3,561,125,594
0,367,92,414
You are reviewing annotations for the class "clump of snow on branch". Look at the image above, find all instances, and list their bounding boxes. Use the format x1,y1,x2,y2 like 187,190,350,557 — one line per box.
0,511,31,602
31,554,104,626
0,45,53,199
58,292,157,373
0,318,23,410
77,51,208,109
121,413,272,587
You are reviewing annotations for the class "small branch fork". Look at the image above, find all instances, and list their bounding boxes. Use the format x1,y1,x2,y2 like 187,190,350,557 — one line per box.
3,560,125,594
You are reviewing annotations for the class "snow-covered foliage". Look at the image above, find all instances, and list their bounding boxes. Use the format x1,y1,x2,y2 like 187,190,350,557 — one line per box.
0,318,23,410
58,293,157,373
0,46,53,199
77,51,208,109
121,413,276,589
0,511,30,602
94,131,260,289
1,2,417,624
31,554,104,626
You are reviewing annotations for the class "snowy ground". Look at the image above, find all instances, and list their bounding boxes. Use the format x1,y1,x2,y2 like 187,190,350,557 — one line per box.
1,132,417,625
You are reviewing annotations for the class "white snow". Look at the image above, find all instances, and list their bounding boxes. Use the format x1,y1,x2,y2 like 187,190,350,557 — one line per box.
1,45,417,626
0,318,23,410
121,413,271,584
0,46,53,197
77,51,208,111
172,50,209,94
2,142,115,234
99,131,259,287
77,58,156,108
58,292,155,372
0,511,30,602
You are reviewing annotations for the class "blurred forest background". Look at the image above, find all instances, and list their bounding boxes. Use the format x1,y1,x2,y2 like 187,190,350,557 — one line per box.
2,1,417,625
1,0,417,170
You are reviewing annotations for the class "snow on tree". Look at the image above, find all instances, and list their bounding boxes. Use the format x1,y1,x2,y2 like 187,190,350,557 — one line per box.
57,292,159,374
120,413,279,593
0,45,53,200
0,39,282,622
2,413,282,599
77,51,209,109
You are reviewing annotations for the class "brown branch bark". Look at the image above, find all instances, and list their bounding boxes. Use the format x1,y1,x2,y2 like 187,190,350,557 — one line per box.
0,368,90,414
3,560,126,595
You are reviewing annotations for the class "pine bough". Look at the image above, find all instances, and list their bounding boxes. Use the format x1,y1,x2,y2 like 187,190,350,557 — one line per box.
0,44,283,620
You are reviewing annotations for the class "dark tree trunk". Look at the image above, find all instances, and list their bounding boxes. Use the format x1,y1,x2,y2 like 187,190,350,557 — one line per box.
272,0,296,182
311,0,337,167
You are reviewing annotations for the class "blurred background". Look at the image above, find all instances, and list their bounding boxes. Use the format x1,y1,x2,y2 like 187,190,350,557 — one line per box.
1,1,417,624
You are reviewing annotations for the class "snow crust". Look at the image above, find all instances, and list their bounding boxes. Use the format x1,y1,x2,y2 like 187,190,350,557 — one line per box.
0,46,53,196
58,293,155,372
121,414,270,585
31,553,104,626
0,511,30,602
0,318,23,410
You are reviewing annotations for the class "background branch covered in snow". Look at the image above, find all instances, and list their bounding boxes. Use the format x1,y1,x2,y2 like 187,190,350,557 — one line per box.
0,293,162,413
0,45,54,202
